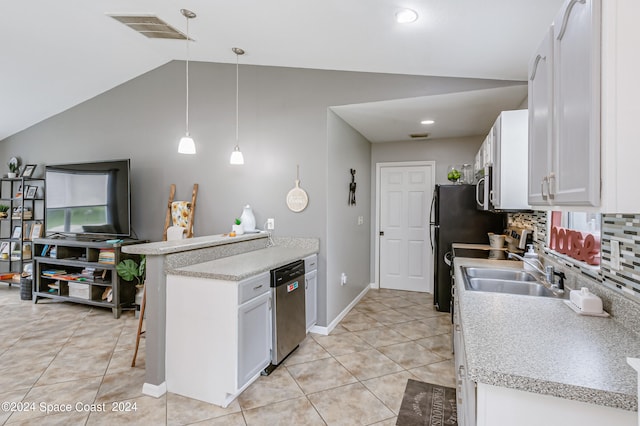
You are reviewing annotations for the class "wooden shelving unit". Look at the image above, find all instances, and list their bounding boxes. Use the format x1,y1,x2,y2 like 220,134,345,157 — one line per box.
0,177,45,286
32,237,142,318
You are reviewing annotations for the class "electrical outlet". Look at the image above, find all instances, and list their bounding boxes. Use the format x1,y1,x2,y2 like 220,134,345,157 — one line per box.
357,216,364,225
267,218,275,230
340,273,347,286
611,240,621,270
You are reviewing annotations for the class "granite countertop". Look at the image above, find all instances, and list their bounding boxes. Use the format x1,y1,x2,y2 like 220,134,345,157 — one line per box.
168,244,318,281
121,233,267,255
454,257,640,411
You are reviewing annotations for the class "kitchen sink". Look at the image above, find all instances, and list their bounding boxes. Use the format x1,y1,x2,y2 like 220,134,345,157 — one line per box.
460,267,567,299
463,267,537,282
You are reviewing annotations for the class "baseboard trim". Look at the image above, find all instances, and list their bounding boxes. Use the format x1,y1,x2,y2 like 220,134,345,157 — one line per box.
142,382,167,398
311,285,370,336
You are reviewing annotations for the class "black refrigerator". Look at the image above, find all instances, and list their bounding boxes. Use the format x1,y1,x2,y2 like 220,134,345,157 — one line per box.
429,184,506,312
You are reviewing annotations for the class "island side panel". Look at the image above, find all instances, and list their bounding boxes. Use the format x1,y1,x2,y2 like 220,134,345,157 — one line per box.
165,274,238,405
144,255,166,392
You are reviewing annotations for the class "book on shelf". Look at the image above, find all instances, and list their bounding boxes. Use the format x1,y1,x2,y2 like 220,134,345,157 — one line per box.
42,269,67,277
98,249,115,264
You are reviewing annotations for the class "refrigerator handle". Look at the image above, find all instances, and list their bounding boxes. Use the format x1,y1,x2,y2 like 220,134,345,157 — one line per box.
429,224,437,251
428,190,436,251
429,190,436,225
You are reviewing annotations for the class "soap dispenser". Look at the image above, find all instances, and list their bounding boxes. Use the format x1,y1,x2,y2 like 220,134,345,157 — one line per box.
523,244,538,272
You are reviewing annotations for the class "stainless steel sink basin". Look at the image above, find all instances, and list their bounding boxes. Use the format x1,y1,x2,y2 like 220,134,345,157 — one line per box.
460,267,567,299
463,267,537,282
465,278,561,297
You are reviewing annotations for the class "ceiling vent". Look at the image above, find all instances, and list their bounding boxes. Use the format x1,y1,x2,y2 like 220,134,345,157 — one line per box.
409,132,430,139
108,14,189,40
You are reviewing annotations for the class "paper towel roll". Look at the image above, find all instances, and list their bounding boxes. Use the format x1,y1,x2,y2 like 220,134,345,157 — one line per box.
167,225,186,241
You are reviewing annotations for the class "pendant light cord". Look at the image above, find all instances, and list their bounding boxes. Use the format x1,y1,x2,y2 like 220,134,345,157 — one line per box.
235,52,239,143
185,17,190,135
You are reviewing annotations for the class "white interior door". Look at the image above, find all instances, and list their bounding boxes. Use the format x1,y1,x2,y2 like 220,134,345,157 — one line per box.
379,163,434,292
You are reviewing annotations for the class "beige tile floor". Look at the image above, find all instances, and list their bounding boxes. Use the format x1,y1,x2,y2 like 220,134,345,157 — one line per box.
0,285,454,425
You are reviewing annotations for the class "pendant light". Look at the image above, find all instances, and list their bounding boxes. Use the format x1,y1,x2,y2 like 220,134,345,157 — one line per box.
178,9,197,154
230,47,245,165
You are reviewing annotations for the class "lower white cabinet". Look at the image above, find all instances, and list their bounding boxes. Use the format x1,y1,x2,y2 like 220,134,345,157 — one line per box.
166,271,271,407
453,295,475,426
238,291,271,387
304,254,318,332
476,383,636,426
305,269,317,331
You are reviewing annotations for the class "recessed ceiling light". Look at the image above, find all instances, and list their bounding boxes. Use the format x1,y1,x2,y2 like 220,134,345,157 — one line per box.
396,9,418,24
421,120,435,125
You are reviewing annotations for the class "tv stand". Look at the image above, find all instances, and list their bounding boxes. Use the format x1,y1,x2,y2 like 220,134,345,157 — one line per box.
31,237,143,318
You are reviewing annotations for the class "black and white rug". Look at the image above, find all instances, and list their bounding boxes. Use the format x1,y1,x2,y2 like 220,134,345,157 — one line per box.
396,379,457,426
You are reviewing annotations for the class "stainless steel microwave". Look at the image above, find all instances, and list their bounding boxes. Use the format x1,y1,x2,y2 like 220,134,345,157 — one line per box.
476,165,492,210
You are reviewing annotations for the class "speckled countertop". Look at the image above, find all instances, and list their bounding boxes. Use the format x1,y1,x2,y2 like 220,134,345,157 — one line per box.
454,257,640,411
121,233,268,255
167,243,319,281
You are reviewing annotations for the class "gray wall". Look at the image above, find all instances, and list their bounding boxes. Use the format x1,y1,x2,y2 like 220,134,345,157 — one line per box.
326,111,371,324
1,60,519,326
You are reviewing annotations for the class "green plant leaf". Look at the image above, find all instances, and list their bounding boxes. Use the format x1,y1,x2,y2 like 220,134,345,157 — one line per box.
138,256,146,280
116,259,141,282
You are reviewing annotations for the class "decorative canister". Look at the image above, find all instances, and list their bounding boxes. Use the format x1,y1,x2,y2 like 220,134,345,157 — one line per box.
240,205,256,232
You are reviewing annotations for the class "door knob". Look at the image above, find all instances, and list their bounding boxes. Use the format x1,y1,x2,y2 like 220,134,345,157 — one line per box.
379,231,384,236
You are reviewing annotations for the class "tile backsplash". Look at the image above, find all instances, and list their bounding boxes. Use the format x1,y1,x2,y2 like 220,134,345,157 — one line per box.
508,211,640,329
600,215,640,301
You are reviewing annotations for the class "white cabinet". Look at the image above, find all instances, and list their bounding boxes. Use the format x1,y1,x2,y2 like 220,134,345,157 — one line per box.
305,270,317,331
528,0,640,212
552,0,601,206
166,271,271,407
476,383,636,426
528,28,554,205
304,254,317,332
453,291,475,426
238,291,271,387
490,109,529,211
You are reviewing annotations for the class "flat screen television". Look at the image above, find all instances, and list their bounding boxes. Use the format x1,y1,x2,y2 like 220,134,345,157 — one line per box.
45,159,131,238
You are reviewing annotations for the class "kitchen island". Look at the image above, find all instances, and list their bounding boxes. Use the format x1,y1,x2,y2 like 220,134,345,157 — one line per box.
454,257,639,426
122,233,319,400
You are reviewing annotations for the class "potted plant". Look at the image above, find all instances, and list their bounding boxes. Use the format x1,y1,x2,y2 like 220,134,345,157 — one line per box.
116,255,146,308
232,218,244,235
116,255,146,285
7,157,20,178
0,205,9,218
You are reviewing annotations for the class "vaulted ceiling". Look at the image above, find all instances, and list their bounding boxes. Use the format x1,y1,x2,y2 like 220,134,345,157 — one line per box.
0,0,563,141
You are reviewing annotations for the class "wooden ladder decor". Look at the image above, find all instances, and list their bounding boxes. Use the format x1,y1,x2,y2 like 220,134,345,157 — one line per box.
132,183,199,367
162,183,198,240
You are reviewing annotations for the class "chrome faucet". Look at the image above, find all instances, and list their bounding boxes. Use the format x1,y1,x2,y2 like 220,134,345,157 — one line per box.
507,252,565,290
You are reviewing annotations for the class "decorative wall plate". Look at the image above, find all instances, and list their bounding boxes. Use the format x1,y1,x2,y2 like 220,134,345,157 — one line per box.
286,166,309,212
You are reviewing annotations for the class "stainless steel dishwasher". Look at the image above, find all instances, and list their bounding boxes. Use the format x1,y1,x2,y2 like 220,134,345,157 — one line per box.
267,260,306,370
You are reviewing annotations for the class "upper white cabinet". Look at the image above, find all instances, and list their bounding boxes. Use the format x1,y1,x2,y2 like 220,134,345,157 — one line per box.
490,109,529,211
553,0,601,206
528,28,554,205
528,0,640,212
